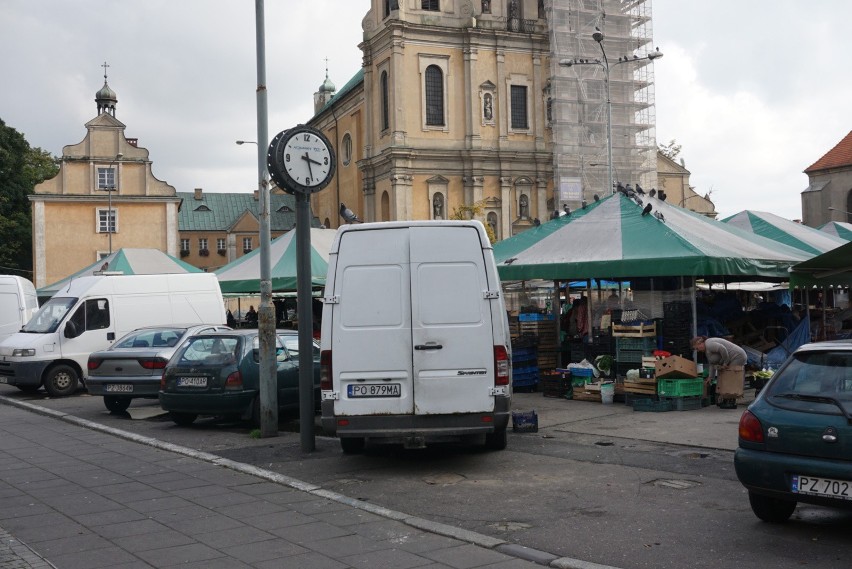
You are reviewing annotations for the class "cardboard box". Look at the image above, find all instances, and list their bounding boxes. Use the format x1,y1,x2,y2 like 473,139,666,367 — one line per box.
655,356,698,379
716,365,744,397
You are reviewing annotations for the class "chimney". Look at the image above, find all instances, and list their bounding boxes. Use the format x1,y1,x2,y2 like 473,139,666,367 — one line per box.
194,188,203,200
253,190,259,201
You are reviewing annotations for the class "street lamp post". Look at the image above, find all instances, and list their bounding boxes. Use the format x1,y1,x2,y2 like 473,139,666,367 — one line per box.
560,31,662,196
107,153,123,255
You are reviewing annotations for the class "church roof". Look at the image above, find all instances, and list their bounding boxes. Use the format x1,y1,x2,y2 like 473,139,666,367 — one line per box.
804,130,852,173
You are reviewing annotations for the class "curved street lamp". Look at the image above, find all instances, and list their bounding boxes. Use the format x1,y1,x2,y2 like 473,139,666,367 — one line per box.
235,140,257,145
560,30,663,196
828,206,852,221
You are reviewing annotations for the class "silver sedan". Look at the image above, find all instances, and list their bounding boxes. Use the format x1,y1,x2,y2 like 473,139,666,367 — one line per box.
86,324,231,412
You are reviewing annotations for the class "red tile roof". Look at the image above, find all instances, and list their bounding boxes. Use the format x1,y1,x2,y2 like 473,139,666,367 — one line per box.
804,130,852,173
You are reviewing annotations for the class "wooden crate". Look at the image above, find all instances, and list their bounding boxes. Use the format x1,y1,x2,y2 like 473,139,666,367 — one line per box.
612,322,656,338
622,379,658,395
571,385,602,402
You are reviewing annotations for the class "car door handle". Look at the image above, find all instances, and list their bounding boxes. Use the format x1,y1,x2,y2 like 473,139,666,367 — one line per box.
415,344,443,350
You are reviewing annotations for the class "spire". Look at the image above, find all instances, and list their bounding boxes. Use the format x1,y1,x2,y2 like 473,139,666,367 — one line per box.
95,61,118,117
313,58,337,114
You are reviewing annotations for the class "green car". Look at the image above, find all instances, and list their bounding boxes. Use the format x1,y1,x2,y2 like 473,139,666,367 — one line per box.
159,329,320,426
735,340,852,522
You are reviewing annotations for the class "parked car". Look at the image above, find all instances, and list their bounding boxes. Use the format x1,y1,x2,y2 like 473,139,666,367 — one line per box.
87,324,232,412
735,340,852,522
158,329,320,426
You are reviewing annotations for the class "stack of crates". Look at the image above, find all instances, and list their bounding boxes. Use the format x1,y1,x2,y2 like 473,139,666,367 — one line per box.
614,335,656,377
657,378,705,410
540,370,571,398
511,335,538,391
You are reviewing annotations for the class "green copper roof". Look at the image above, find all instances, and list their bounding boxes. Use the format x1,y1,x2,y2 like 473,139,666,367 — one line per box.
314,68,364,117
177,192,298,232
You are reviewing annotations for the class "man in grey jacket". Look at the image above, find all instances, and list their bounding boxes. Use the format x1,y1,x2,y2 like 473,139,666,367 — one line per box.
691,336,747,409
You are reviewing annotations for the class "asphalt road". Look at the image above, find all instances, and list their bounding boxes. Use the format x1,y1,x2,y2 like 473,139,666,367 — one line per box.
2,385,851,569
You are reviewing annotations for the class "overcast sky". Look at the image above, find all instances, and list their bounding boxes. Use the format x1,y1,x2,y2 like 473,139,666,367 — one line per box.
2,1,849,222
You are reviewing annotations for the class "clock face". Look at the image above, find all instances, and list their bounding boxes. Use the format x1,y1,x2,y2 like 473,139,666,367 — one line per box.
268,126,336,194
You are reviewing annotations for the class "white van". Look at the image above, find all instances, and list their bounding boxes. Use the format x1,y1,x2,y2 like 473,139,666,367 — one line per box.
319,220,512,453
0,276,39,344
0,273,225,397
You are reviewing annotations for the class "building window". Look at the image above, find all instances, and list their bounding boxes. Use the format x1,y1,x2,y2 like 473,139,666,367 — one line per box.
342,133,352,166
381,71,389,132
216,238,226,250
97,208,116,234
97,167,116,190
425,65,444,126
243,237,253,253
421,0,439,10
510,85,529,130
384,0,399,17
181,238,190,252
199,238,208,252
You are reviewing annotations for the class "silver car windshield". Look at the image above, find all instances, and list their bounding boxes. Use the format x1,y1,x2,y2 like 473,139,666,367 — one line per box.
114,328,187,349
22,297,77,334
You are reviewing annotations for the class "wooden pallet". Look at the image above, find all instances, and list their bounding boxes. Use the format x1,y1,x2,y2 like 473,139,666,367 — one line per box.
622,380,657,395
612,322,656,338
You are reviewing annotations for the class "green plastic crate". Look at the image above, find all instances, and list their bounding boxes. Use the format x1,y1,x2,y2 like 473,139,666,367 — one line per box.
657,378,704,398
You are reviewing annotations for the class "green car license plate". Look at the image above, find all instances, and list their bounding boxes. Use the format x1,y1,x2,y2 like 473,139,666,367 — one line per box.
793,475,852,500
177,376,208,388
348,383,401,398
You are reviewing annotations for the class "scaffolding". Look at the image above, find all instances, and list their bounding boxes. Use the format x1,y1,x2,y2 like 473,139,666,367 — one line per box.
548,0,659,210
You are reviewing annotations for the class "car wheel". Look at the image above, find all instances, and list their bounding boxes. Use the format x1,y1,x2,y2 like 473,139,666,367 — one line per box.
103,396,132,413
340,437,365,454
748,491,796,523
170,412,198,426
484,426,508,451
16,385,41,394
43,364,79,397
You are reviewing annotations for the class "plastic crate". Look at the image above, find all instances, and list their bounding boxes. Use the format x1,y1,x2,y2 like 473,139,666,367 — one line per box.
566,366,594,377
615,336,657,351
661,395,703,411
512,410,539,432
657,378,704,398
518,313,555,321
632,398,672,412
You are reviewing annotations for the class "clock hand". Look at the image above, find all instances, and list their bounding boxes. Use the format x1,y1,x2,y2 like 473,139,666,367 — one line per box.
301,153,314,179
306,155,323,166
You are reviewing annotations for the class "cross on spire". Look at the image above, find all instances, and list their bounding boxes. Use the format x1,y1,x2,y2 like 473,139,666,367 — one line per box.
101,61,110,81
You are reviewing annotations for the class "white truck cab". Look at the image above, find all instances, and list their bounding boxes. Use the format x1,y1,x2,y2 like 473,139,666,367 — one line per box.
0,273,225,397
320,220,512,453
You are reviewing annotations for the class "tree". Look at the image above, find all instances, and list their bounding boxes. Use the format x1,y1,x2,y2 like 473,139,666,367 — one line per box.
0,119,59,274
658,139,682,161
450,200,497,243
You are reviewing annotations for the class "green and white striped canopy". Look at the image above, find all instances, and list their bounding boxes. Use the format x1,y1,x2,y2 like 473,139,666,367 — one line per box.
818,221,852,241
215,228,337,294
722,210,846,255
494,193,810,282
38,248,201,297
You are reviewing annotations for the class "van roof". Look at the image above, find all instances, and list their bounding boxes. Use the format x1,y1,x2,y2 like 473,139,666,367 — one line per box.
332,220,491,251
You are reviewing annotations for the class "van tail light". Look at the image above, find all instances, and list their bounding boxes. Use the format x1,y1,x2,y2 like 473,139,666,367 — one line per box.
494,345,510,386
87,358,102,370
320,350,332,390
139,357,168,370
739,410,764,443
224,371,243,390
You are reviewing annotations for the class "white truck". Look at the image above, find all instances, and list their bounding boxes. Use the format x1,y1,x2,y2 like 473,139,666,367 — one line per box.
0,275,39,344
0,273,225,397
319,220,512,453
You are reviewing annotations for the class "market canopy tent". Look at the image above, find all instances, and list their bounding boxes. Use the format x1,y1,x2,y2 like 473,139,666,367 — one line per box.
38,248,202,297
819,221,852,241
493,192,810,282
722,210,846,255
789,240,852,288
215,228,337,294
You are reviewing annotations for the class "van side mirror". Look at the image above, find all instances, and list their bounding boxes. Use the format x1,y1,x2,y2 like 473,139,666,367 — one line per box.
64,321,80,339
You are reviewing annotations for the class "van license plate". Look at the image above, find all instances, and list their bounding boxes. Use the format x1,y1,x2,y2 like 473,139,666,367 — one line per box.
105,384,133,393
177,377,208,388
348,383,401,398
793,475,852,500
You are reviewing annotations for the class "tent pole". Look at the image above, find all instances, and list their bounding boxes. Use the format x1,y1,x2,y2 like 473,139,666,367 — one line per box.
691,276,698,359
554,280,562,368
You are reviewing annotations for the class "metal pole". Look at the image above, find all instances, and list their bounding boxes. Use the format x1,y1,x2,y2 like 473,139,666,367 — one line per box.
605,70,614,195
296,193,315,451
254,0,277,437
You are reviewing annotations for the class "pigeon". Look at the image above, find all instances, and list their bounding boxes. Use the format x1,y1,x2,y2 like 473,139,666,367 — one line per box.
654,211,665,222
648,188,656,197
635,184,645,195
641,203,653,216
658,191,667,202
581,200,588,209
594,194,600,202
339,203,361,223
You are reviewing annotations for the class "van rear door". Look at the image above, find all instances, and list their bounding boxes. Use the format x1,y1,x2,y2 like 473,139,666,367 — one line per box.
409,225,495,414
332,227,414,416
